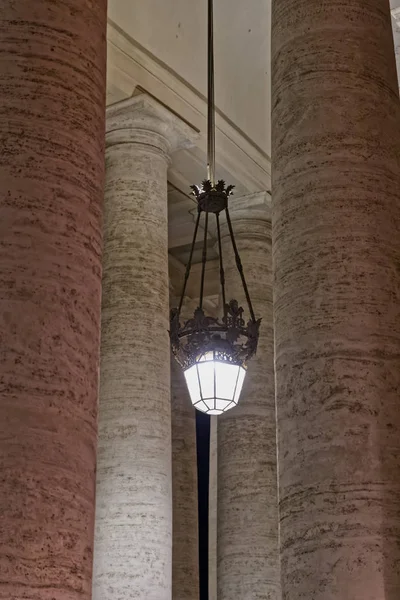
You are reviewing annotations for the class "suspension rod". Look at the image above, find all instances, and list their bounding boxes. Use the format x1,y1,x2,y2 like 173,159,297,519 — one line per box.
224,207,256,322
199,210,209,309
216,212,227,318
178,208,201,314
207,0,216,185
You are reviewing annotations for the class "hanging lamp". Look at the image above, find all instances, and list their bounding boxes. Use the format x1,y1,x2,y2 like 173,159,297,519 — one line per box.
169,0,261,415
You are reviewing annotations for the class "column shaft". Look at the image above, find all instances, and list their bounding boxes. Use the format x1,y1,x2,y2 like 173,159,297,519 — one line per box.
217,197,280,600
272,1,400,598
171,355,199,600
0,1,106,598
93,95,195,600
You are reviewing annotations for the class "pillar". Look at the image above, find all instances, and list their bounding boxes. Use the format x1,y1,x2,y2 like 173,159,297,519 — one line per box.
0,1,106,598
93,95,196,600
272,1,400,598
217,193,280,600
171,353,199,600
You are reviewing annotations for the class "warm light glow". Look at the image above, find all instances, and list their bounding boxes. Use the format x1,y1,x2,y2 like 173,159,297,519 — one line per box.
184,351,246,414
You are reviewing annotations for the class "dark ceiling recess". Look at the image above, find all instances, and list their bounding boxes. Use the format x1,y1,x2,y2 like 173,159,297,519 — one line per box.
196,411,210,600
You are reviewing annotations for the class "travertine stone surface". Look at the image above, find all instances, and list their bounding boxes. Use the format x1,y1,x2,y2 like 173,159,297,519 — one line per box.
171,350,199,600
0,2,106,598
272,1,400,599
217,193,280,600
93,95,196,600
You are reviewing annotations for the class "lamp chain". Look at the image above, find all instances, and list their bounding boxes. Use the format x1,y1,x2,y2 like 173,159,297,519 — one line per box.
216,212,227,319
199,209,209,309
177,208,201,314
207,0,215,185
225,207,257,323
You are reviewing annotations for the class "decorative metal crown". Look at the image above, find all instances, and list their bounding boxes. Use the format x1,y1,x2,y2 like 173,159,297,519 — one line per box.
170,299,261,370
190,179,235,214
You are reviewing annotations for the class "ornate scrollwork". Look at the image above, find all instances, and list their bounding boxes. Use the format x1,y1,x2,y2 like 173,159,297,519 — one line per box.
244,317,262,361
169,300,260,370
183,306,219,332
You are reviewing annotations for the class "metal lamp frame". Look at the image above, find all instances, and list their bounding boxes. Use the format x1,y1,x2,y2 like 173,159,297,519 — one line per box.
169,0,260,379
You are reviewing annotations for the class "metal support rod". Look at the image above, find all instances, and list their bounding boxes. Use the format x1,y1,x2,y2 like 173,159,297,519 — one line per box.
216,212,227,319
224,207,256,323
178,208,201,314
207,0,216,186
199,210,209,309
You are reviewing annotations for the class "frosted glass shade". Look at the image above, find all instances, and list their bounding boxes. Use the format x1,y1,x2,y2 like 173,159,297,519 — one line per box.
184,351,246,415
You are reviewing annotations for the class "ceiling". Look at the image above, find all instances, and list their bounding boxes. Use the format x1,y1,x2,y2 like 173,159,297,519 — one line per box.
107,0,271,155
106,1,400,304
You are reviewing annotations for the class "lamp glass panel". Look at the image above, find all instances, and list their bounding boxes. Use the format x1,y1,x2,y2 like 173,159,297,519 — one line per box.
194,400,209,413
204,399,215,411
197,359,215,400
233,367,246,404
184,352,247,414
215,398,232,411
199,351,213,363
184,365,201,403
215,361,239,401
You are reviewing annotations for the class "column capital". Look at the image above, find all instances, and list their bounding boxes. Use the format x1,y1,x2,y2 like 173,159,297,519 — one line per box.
226,191,271,223
106,93,198,158
217,191,271,242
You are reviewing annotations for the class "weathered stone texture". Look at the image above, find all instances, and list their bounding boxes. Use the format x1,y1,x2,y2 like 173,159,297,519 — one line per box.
171,355,199,600
272,1,400,598
217,197,280,600
0,1,106,598
93,96,196,600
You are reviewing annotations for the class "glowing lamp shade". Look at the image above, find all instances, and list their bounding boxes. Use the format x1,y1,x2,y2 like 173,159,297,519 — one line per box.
184,351,246,415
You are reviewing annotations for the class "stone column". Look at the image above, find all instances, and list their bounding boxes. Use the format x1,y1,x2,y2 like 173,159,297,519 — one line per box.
171,352,199,600
217,193,280,600
170,292,199,600
272,2,400,599
93,95,196,600
0,2,106,598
